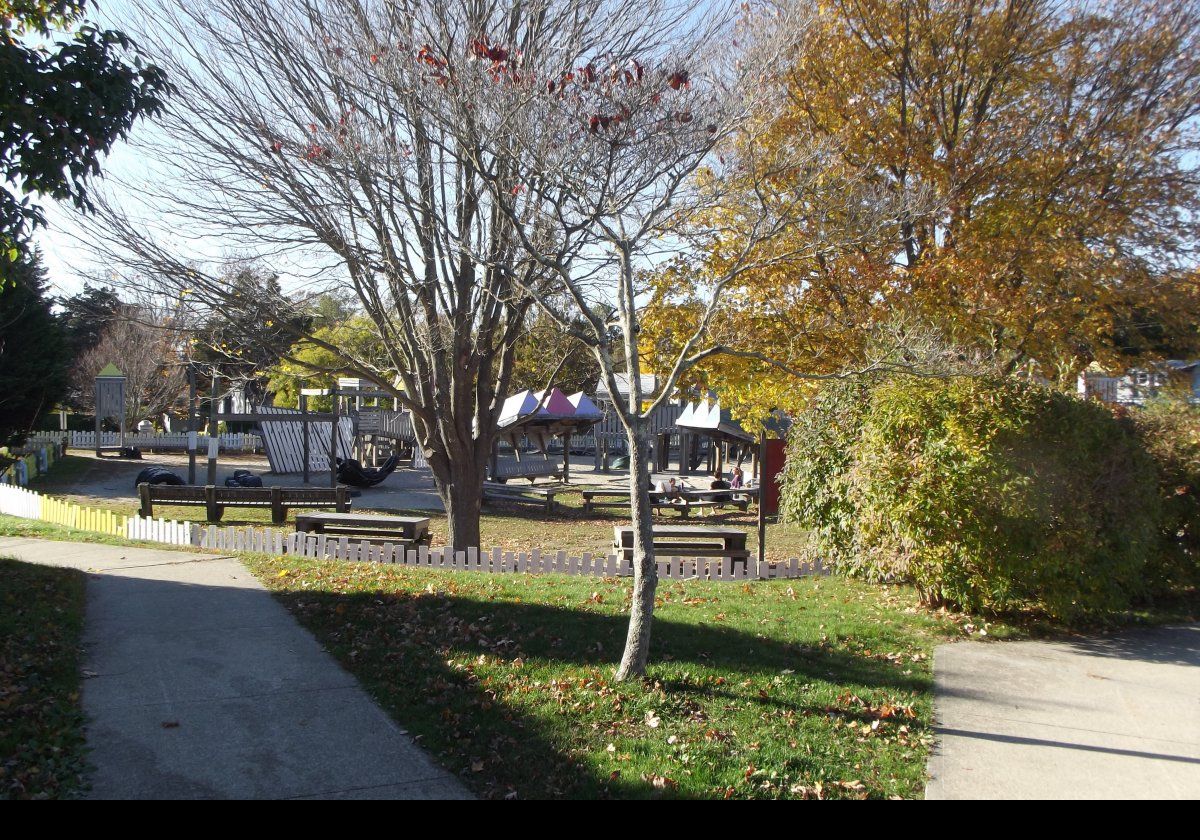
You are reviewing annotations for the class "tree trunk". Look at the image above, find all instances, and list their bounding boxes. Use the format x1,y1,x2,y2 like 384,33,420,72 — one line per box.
432,455,485,549
615,417,657,681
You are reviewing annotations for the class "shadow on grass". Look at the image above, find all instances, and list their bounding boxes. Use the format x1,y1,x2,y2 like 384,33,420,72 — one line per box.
272,584,929,799
0,558,89,799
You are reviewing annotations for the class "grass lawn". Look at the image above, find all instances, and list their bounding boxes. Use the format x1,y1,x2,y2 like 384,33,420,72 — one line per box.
0,557,90,799
248,553,984,799
22,454,96,491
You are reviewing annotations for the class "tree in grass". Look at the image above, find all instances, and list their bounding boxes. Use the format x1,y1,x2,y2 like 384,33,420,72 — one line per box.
70,300,188,427
55,283,124,409
81,0,905,677
82,0,558,548
0,0,170,264
438,1,911,677
0,251,70,445
645,0,1200,418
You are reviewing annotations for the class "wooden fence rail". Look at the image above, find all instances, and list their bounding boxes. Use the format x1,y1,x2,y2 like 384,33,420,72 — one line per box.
0,483,828,582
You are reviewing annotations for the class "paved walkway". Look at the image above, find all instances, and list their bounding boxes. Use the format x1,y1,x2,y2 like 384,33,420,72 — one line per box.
0,537,471,799
927,624,1200,799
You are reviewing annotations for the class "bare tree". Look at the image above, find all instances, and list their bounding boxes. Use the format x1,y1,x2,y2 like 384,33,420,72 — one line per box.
81,0,565,546
434,1,915,677
80,0,913,678
73,304,189,427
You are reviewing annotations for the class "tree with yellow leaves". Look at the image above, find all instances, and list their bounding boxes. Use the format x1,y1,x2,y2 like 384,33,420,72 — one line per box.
646,0,1200,418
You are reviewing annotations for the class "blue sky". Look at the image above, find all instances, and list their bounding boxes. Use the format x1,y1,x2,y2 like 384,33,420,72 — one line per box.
32,0,145,296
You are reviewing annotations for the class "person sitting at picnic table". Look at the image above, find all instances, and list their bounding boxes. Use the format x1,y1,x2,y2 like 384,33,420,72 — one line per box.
708,475,732,505
655,476,685,501
729,466,745,489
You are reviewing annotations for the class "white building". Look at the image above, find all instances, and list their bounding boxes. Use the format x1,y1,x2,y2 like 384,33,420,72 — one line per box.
1078,360,1200,405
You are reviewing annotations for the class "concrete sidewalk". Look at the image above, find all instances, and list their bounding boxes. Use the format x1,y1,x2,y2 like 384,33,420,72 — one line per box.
0,536,471,800
927,624,1200,799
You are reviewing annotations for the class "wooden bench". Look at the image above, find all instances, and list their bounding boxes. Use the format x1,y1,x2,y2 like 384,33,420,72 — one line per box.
581,488,631,513
671,489,750,516
613,525,750,567
483,482,562,513
138,483,350,524
295,512,431,549
490,459,563,484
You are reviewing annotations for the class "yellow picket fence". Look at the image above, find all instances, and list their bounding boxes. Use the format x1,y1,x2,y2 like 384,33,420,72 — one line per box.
37,493,127,537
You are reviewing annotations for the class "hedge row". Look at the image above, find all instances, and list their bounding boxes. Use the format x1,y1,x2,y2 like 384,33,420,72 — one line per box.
781,376,1197,623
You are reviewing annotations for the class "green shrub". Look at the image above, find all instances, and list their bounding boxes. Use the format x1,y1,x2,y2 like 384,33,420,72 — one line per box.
782,376,1162,622
1130,397,1200,590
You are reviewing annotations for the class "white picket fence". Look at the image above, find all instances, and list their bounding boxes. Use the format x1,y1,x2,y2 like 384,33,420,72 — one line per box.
27,430,263,452
0,482,827,581
0,484,41,517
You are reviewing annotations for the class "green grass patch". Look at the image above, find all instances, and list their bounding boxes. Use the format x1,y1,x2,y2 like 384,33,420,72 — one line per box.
0,557,89,799
25,454,97,493
247,554,981,799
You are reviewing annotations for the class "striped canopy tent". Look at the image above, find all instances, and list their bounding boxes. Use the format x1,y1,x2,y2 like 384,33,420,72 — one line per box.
496,388,603,451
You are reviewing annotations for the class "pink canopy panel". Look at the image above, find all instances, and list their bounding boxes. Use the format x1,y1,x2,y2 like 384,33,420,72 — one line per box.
496,387,603,437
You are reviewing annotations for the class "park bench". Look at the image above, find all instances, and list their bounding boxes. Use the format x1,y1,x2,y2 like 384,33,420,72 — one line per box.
483,481,562,513
295,512,431,550
580,487,631,513
138,483,350,524
613,525,750,568
490,459,563,484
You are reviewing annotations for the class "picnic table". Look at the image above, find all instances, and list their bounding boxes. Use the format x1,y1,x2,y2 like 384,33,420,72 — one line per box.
613,524,749,567
294,512,431,548
483,481,562,513
581,484,757,518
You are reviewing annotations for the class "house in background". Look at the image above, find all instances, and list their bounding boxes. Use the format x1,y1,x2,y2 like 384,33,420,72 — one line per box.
1078,360,1200,405
592,373,684,438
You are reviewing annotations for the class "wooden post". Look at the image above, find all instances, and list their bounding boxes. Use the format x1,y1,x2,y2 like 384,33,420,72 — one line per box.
329,390,339,488
209,373,219,436
757,431,767,566
206,437,219,485
301,393,310,485
270,486,284,525
679,431,690,476
187,367,197,485
204,485,220,522
138,482,152,518
561,433,570,484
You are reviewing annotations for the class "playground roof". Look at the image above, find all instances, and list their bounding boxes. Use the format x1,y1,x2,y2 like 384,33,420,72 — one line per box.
496,388,604,441
594,373,659,403
676,398,755,444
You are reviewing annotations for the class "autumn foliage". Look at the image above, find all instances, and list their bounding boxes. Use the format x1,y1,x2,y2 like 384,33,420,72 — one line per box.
781,375,1164,623
644,0,1200,417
